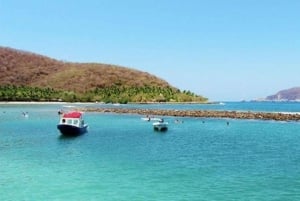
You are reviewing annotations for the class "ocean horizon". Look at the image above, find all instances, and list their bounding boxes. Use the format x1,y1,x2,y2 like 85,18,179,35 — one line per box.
1,102,300,200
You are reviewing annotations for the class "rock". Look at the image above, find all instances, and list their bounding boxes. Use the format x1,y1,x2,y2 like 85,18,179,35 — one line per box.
81,107,300,122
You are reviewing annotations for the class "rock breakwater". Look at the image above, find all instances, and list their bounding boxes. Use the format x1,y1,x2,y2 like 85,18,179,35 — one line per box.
83,107,300,121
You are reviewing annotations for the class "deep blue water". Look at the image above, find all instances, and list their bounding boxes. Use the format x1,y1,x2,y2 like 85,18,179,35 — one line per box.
1,102,300,200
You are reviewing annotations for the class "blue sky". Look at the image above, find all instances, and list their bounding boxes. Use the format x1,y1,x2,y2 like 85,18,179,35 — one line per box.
1,0,300,101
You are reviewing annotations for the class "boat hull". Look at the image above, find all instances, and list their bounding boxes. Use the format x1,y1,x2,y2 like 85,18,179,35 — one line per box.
153,122,168,131
57,124,88,136
154,126,168,131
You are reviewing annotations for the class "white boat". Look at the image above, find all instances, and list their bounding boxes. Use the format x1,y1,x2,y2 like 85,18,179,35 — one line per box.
153,119,168,131
141,116,162,121
57,111,88,136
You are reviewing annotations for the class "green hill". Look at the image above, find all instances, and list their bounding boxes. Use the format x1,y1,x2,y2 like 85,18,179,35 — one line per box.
0,46,207,103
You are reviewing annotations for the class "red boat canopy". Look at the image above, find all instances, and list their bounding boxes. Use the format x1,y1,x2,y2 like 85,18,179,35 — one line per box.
62,111,82,118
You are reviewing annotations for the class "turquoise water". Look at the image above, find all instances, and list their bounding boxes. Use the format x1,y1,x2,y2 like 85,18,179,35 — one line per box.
1,103,300,200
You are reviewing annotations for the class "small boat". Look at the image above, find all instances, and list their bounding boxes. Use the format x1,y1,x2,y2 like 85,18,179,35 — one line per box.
141,117,151,121
153,119,168,131
57,111,88,136
141,116,162,121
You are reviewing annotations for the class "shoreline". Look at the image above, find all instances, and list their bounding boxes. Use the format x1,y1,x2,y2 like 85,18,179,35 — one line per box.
0,101,67,105
0,101,213,105
2,101,300,121
82,107,300,122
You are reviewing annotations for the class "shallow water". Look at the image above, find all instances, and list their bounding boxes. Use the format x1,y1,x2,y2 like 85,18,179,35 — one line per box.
1,103,300,200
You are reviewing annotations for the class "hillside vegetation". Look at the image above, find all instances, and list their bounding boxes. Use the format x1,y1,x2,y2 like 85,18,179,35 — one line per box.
0,47,207,103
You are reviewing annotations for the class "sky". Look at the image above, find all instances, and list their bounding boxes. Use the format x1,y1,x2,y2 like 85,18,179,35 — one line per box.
1,0,300,101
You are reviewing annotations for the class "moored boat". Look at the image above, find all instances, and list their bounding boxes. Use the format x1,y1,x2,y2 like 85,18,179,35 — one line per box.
153,119,168,131
57,111,88,136
141,116,161,121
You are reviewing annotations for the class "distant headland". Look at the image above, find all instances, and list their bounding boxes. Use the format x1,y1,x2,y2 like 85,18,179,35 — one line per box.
264,87,300,102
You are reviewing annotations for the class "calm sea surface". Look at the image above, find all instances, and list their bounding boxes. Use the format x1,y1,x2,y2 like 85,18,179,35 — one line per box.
1,102,300,201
